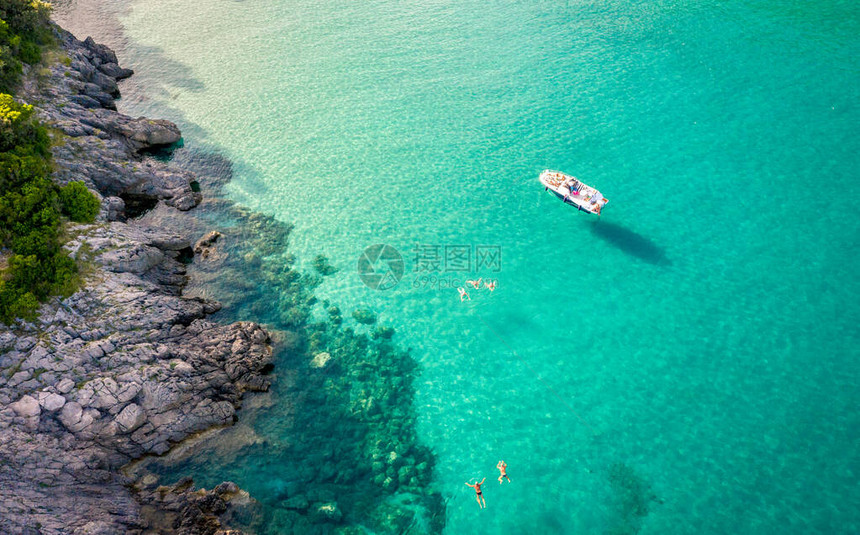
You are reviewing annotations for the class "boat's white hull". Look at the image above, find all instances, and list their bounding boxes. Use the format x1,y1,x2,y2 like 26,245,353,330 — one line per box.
539,170,607,215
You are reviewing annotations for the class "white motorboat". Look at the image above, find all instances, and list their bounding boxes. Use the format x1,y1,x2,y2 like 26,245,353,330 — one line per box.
539,169,608,215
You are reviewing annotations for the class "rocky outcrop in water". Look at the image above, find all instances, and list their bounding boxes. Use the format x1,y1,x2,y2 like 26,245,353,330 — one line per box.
133,477,252,535
23,28,199,213
0,27,270,534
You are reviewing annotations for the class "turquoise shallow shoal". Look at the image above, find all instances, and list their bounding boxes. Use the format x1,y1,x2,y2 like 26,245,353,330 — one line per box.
110,0,859,532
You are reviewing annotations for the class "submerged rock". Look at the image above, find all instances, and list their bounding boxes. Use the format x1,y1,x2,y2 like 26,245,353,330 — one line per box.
194,230,222,258
352,308,377,325
311,502,343,523
310,352,332,369
133,477,250,534
284,495,309,511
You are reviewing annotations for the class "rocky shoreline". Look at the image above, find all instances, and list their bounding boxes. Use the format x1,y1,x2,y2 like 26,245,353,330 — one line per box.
0,26,272,534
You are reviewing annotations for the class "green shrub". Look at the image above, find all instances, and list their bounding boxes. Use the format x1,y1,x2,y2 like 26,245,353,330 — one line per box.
0,151,51,191
0,43,22,93
0,3,86,324
0,93,50,154
0,94,86,322
0,20,21,92
0,0,52,91
46,252,78,296
59,181,100,222
18,39,39,64
0,0,52,37
0,175,60,247
0,281,39,323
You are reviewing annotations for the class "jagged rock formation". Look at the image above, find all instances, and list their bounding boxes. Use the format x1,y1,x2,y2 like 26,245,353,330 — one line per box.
22,28,199,213
0,27,273,535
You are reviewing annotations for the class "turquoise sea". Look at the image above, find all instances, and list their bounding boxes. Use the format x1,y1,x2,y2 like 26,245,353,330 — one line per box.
56,0,859,533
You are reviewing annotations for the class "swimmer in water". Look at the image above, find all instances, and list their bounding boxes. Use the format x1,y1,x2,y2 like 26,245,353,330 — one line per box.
496,460,510,484
466,278,482,289
484,280,496,292
465,477,486,508
458,287,470,301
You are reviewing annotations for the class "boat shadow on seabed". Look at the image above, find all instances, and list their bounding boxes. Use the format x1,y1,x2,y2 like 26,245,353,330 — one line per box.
589,220,670,266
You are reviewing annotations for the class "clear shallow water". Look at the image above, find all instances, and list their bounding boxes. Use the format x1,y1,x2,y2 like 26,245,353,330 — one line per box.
62,0,859,533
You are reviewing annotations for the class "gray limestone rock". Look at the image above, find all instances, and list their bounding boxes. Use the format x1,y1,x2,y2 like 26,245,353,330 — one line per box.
57,378,76,394
73,520,122,535
115,403,145,434
95,114,181,150
59,401,84,431
8,370,31,387
11,395,41,418
39,392,67,412
102,196,125,221
91,71,119,96
98,62,134,80
83,36,119,64
69,94,102,108
98,244,164,274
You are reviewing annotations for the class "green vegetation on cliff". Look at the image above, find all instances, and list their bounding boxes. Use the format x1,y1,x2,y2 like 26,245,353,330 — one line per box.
0,1,100,324
0,0,53,92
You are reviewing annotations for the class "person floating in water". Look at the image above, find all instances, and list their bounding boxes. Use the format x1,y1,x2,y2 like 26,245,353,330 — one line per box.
465,477,486,508
484,280,496,292
496,460,510,484
458,287,470,301
466,278,482,289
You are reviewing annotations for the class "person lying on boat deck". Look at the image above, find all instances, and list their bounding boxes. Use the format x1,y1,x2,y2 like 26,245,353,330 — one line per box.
563,185,579,201
466,478,486,508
